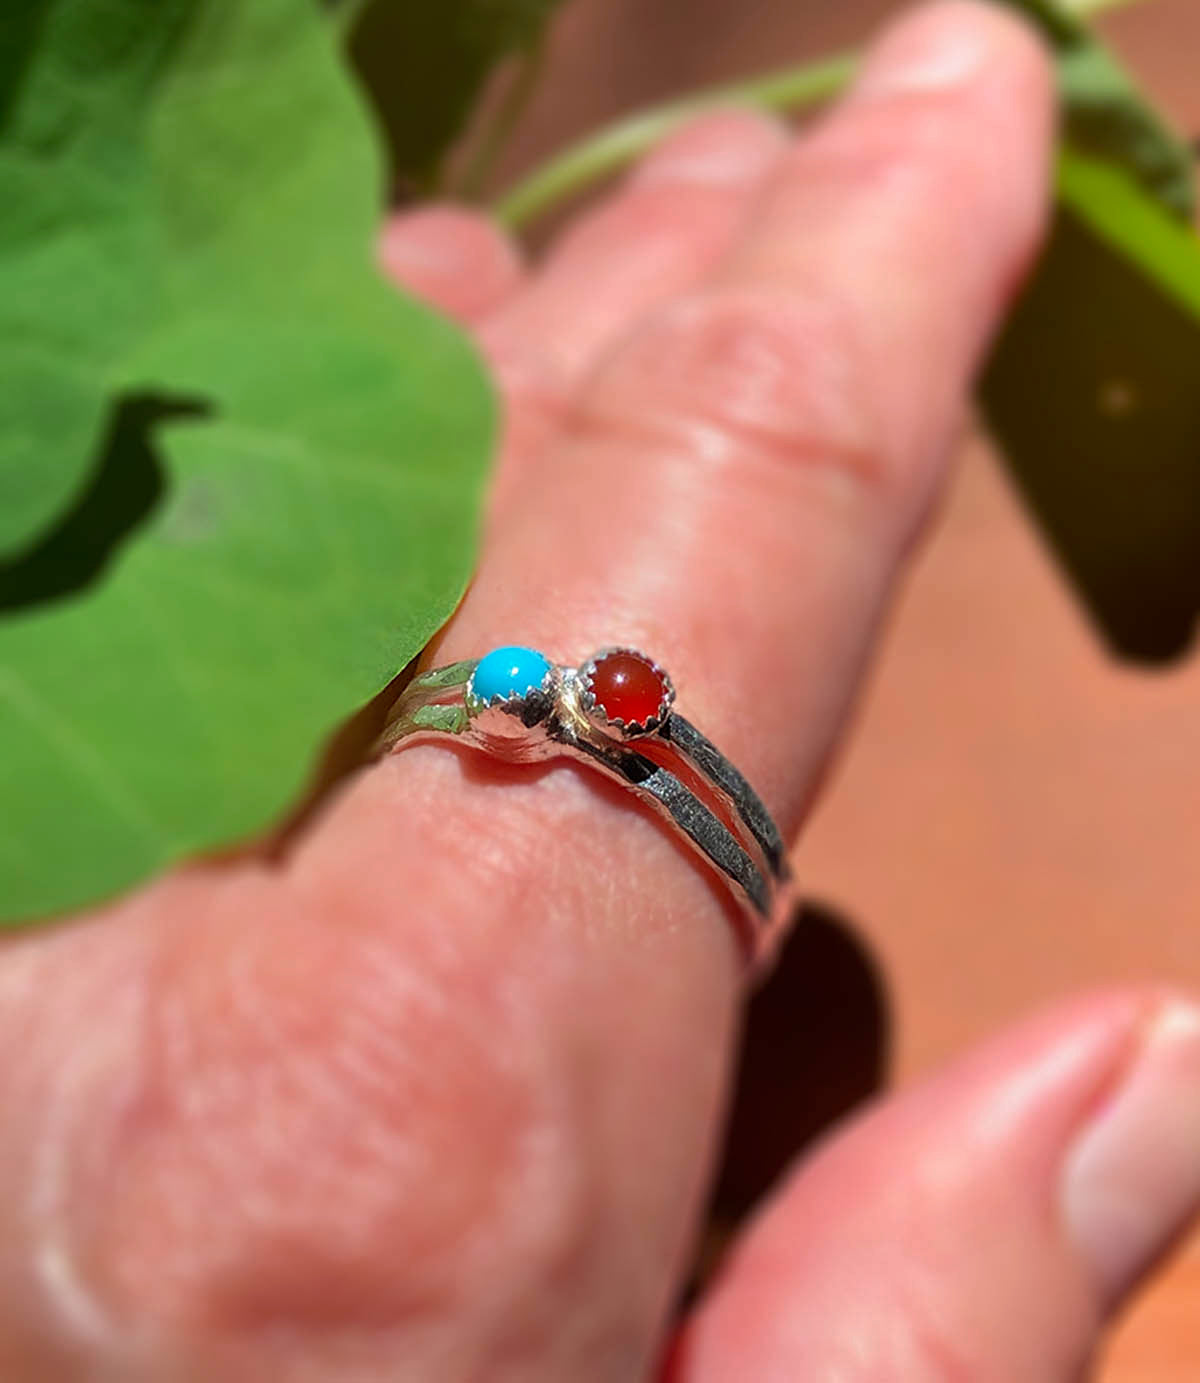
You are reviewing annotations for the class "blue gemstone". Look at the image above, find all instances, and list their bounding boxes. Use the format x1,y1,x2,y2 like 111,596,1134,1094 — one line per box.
470,645,552,707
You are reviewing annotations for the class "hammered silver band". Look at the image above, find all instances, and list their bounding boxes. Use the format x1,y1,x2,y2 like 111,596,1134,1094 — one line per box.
377,647,793,965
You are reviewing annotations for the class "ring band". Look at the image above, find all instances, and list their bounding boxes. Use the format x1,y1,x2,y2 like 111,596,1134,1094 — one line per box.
376,645,793,965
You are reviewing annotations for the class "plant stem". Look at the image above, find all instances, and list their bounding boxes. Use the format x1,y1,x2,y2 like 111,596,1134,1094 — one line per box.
457,36,549,201
493,0,1160,232
494,52,855,230
1070,0,1151,15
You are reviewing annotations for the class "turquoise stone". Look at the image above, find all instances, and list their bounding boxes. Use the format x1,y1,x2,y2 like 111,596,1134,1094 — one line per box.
470,645,552,707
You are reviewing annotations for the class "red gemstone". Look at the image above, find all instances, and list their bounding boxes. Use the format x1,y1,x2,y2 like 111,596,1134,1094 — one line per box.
588,651,668,727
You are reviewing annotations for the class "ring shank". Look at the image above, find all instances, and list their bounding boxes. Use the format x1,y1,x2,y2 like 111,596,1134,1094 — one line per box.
378,659,793,966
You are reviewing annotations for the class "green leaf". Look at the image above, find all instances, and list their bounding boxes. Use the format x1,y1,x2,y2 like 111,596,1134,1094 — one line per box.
0,0,493,923
980,150,1200,661
979,7,1200,660
1004,0,1195,219
345,0,567,194
0,0,193,554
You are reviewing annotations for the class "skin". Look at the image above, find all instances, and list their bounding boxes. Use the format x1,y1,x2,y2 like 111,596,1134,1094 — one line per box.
3,4,1200,1379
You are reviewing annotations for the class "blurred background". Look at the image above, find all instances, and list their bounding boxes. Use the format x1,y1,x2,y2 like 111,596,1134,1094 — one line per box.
488,1,1200,1376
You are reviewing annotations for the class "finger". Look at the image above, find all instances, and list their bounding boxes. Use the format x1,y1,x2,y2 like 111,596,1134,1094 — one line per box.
480,110,787,405
479,110,790,508
444,0,1054,831
0,109,779,1383
377,204,525,323
670,991,1200,1383
383,115,790,516
409,0,1049,1359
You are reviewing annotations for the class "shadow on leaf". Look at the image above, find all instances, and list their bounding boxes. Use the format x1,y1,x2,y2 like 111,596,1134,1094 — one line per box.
0,0,53,134
0,392,210,615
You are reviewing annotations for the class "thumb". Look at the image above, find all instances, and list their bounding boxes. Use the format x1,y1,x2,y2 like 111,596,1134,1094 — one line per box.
672,990,1200,1382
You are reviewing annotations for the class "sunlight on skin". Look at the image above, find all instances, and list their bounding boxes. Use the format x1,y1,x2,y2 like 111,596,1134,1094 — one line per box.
0,6,1198,1381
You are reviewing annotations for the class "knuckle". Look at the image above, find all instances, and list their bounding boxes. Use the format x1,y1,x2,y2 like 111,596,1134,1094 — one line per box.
565,176,696,254
585,287,897,501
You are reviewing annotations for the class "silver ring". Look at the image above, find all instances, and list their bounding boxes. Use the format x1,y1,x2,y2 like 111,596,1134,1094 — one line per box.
377,645,793,965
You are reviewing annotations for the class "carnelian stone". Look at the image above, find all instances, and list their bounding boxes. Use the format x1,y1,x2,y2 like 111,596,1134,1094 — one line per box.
588,651,667,727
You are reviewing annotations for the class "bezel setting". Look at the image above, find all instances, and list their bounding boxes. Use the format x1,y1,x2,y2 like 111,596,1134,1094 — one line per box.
465,646,556,731
579,646,675,739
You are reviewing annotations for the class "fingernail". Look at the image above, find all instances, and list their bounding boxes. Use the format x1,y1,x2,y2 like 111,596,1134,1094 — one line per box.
633,112,786,187
1061,1000,1200,1302
378,208,520,279
854,6,991,98
378,215,455,276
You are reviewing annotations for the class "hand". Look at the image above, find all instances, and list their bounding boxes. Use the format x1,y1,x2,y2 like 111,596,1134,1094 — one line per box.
3,4,1199,1379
